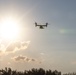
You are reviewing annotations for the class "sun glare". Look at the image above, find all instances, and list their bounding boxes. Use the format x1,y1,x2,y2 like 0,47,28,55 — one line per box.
0,17,20,40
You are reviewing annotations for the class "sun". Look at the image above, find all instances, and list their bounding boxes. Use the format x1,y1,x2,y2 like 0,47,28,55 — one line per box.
0,17,20,40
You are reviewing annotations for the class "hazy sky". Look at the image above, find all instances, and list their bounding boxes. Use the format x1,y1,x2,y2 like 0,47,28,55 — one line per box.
0,0,76,73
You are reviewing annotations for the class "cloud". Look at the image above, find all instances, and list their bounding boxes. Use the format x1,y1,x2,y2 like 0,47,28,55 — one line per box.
31,58,36,61
0,40,30,55
13,55,26,61
12,55,36,62
26,58,30,62
5,41,30,53
0,51,3,56
0,44,5,55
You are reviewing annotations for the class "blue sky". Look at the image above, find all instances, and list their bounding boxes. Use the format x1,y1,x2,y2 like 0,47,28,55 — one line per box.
0,0,76,73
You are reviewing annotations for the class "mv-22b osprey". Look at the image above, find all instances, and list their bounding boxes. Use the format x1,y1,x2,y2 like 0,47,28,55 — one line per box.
35,22,48,29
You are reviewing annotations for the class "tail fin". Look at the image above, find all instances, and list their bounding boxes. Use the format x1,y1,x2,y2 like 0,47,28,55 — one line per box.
46,23,48,27
35,22,37,26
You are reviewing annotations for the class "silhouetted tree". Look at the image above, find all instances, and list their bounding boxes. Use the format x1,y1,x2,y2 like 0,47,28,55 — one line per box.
63,72,76,75
46,69,52,75
0,67,61,75
37,68,45,75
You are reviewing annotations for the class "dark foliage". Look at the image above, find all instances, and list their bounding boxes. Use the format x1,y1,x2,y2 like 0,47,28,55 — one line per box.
0,67,61,75
63,72,76,75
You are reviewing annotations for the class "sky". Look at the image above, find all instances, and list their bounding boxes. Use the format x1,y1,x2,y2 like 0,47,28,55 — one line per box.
0,0,76,74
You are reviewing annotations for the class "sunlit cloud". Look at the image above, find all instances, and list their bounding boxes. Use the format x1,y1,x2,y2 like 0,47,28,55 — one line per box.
0,44,5,56
26,58,30,62
5,41,30,53
13,55,26,61
31,58,36,62
12,55,36,62
0,40,30,55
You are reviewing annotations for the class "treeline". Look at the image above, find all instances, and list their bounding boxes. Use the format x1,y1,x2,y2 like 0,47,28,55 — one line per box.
0,67,61,75
63,73,76,75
